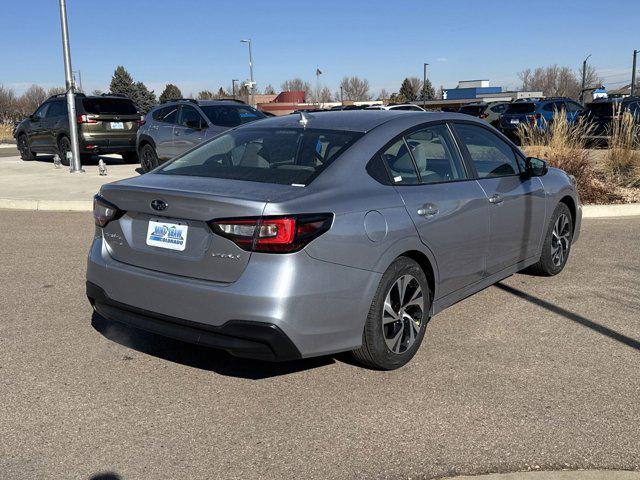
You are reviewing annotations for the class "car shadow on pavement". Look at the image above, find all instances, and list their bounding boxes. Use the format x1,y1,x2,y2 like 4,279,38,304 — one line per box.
495,282,640,351
91,312,335,379
89,473,122,480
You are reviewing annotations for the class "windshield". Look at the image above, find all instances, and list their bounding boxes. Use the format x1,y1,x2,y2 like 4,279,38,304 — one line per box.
585,102,617,116
82,98,138,115
199,105,266,127
505,103,536,114
459,105,486,115
158,128,362,185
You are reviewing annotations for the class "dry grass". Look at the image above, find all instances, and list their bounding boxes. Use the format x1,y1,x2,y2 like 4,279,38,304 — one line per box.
603,109,640,187
0,123,14,144
517,113,620,204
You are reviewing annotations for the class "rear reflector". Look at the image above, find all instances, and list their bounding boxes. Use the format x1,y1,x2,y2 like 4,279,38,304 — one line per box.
209,214,333,253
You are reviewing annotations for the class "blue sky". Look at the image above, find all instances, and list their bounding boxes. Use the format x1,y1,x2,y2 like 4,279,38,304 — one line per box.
2,0,638,97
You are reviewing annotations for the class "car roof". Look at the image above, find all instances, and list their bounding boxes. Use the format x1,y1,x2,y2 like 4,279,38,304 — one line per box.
240,110,469,133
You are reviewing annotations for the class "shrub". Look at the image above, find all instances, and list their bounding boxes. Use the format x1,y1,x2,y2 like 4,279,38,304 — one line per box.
0,123,14,143
603,109,640,187
517,113,619,204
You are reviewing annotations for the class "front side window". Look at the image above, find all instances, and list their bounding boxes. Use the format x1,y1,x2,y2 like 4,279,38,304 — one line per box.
454,123,520,178
154,106,179,124
33,104,48,119
199,105,266,127
158,128,361,186
405,125,465,183
178,105,205,128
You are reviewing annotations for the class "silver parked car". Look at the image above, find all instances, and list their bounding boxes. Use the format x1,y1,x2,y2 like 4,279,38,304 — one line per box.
136,99,266,172
87,110,581,370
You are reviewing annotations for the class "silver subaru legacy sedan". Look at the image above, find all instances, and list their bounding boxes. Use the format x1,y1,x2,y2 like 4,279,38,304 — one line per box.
87,110,581,370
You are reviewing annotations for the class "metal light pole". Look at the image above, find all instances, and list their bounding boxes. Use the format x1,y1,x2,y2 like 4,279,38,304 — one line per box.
240,39,254,106
423,63,429,108
72,69,83,92
340,86,344,105
631,50,638,97
580,54,591,104
232,79,239,100
58,0,83,173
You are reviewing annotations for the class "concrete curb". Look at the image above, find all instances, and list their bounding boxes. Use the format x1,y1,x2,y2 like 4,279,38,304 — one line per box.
1,198,639,216
0,198,92,212
582,203,640,218
442,470,640,480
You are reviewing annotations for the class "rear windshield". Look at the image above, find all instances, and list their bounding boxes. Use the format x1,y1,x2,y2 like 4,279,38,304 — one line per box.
157,128,362,185
504,103,536,114
82,98,137,115
585,102,617,116
199,105,266,127
459,105,486,115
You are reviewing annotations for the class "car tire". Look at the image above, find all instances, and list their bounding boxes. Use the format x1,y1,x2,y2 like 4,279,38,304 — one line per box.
528,202,573,276
17,134,36,161
57,136,71,166
140,144,159,173
121,152,138,164
352,257,431,370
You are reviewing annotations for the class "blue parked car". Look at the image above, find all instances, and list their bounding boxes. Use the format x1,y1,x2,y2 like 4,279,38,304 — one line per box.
499,98,584,138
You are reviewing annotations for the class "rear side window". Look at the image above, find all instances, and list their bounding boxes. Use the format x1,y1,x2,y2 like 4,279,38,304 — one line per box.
565,101,582,112
381,139,419,184
405,125,465,183
199,105,266,127
454,123,520,178
490,104,507,113
459,105,486,115
152,106,179,123
505,103,536,114
158,128,361,186
82,98,137,115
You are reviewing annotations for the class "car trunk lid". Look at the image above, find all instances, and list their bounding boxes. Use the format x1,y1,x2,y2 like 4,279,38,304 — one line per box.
99,175,299,283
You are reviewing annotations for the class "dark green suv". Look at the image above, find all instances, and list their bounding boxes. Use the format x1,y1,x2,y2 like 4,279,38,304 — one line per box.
13,93,141,165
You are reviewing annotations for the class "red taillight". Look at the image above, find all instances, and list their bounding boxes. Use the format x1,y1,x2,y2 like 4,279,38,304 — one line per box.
77,114,97,124
137,116,145,126
209,214,333,253
479,113,489,119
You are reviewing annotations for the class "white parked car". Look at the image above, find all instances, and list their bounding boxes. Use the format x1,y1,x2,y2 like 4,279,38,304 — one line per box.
366,104,425,111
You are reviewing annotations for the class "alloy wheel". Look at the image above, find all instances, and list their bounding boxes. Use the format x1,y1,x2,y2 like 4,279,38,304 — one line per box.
141,147,155,172
551,213,571,267
381,274,424,354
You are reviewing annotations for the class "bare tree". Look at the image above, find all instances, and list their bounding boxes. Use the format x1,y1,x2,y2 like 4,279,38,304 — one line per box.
197,90,214,100
17,85,47,116
318,86,332,103
518,64,601,100
378,88,389,103
0,85,17,122
281,78,312,99
47,86,65,96
264,84,276,95
340,76,371,101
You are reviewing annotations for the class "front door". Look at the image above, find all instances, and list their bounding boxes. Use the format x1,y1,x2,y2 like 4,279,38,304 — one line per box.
381,123,490,298
154,105,179,160
453,122,546,275
28,103,50,150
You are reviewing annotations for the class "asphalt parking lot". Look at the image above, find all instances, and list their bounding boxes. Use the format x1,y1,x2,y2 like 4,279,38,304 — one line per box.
1,211,639,480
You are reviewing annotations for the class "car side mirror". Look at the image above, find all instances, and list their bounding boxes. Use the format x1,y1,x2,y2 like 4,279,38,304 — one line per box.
185,120,202,129
525,157,548,177
29,114,39,122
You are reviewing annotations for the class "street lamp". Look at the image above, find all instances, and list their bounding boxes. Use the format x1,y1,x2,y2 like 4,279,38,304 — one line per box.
631,49,638,97
423,63,429,108
240,39,254,106
580,54,592,104
58,0,83,173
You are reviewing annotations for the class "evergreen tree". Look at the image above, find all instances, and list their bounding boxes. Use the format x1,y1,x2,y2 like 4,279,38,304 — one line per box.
197,90,214,100
399,78,418,102
159,84,183,103
420,78,436,101
132,81,157,113
216,87,227,98
109,66,136,99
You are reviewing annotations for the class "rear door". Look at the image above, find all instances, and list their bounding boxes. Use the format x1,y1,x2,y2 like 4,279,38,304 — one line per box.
42,100,67,150
173,105,207,156
153,105,180,160
452,122,546,275
381,122,490,297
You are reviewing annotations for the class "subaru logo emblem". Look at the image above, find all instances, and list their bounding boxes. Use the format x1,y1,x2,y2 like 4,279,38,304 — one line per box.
151,199,168,211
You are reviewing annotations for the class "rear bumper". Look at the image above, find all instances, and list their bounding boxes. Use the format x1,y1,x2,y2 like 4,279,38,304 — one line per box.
79,133,137,154
86,236,381,359
87,282,301,361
